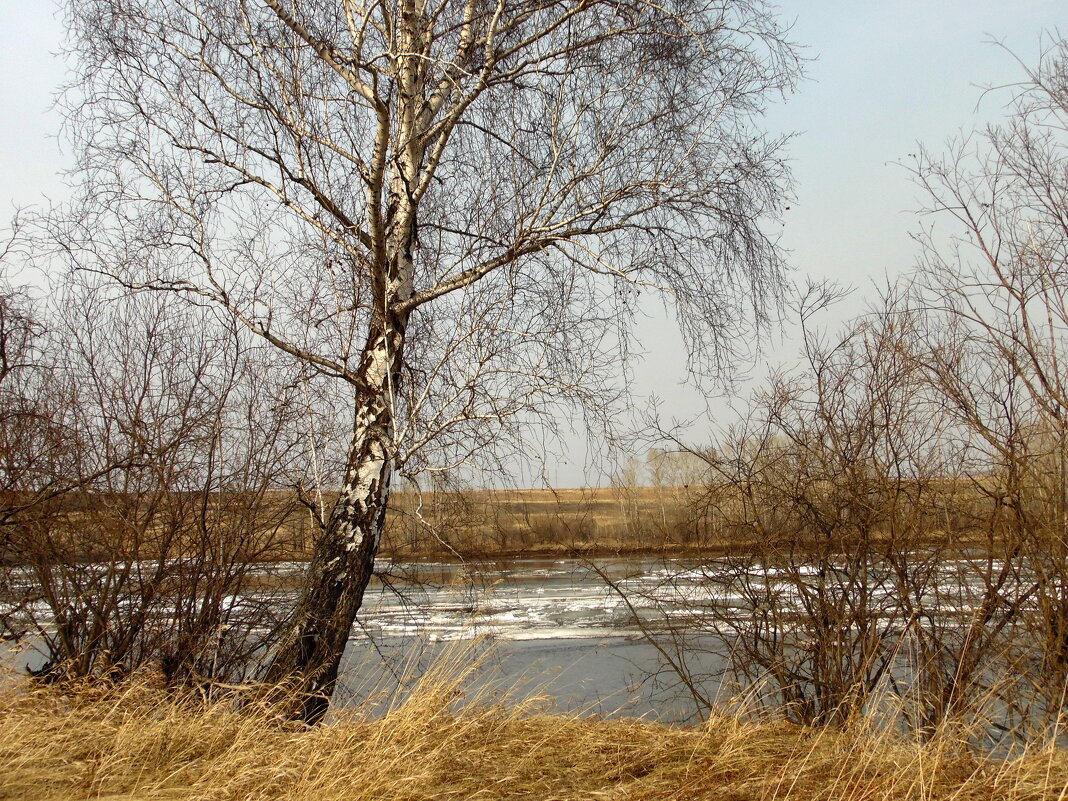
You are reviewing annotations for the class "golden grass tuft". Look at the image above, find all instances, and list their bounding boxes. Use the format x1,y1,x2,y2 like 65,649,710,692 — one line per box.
2,665,1067,801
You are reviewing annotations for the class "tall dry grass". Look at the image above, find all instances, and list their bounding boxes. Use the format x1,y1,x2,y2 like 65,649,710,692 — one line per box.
2,660,1068,801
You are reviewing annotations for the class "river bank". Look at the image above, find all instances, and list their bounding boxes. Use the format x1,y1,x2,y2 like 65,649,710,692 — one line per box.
2,673,1066,801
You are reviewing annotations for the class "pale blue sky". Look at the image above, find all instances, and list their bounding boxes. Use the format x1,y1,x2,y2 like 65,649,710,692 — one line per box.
625,2,1064,486
1,5,69,210
1,3,1064,485
771,1,1060,291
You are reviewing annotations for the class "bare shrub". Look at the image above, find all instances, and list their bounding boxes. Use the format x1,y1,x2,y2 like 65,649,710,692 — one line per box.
668,290,962,726
1,283,310,686
630,287,1021,737
908,36,1068,728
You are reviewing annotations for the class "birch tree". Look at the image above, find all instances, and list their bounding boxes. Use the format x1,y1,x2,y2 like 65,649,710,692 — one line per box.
60,0,800,720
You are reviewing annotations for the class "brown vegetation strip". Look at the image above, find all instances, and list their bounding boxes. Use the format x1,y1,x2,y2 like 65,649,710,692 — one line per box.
1,672,1067,801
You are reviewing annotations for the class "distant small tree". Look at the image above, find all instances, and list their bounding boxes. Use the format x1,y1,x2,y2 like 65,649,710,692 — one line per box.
645,448,709,543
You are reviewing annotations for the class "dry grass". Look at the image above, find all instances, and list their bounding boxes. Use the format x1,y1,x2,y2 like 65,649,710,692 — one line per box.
269,484,715,559
22,485,712,568
2,662,1068,801
302,482,988,559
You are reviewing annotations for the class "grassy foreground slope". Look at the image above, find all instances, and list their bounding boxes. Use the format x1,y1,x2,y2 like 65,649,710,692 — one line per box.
2,673,1067,801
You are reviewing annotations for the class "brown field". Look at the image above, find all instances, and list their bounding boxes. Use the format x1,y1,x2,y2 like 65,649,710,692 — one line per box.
297,477,985,559
259,484,717,561
377,484,715,558
3,484,713,567
20,477,992,564
2,665,1066,801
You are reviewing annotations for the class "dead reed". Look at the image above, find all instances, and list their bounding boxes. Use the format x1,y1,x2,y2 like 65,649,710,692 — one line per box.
2,660,1067,801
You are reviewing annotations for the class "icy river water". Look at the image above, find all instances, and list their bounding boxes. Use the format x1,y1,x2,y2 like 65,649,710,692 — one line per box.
333,556,727,722
4,553,1026,728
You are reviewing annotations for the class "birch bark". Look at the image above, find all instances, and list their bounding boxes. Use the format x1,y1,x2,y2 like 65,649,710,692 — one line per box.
265,311,410,722
264,25,424,714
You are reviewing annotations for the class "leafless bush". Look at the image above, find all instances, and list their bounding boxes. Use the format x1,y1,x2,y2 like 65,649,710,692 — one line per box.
905,35,1068,730
628,287,1025,738
666,290,969,727
1,281,314,686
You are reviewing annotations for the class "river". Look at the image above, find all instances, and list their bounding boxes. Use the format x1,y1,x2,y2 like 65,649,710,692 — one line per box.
333,556,730,722
3,553,1048,739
